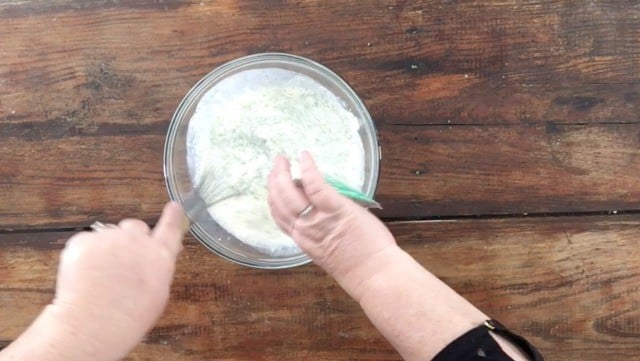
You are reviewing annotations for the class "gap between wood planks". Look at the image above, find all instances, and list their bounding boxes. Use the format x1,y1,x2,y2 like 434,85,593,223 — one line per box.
2,120,639,141
386,120,640,127
1,209,639,235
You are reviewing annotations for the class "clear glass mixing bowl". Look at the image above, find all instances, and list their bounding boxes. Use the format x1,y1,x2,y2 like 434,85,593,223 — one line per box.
164,53,380,269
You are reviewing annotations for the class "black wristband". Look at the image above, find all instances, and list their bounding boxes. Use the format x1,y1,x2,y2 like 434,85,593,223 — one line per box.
432,319,544,361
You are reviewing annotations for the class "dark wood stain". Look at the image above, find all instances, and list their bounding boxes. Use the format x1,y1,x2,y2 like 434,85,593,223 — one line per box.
2,123,639,229
0,1,193,18
553,96,605,112
1,118,168,141
1,1,640,126
2,1,640,360
2,216,640,360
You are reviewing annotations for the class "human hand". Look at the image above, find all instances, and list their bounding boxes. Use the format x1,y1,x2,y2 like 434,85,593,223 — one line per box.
46,202,186,361
268,152,397,299
268,156,532,361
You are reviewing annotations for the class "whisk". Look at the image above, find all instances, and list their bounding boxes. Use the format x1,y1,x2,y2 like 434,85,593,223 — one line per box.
181,164,244,222
182,163,381,224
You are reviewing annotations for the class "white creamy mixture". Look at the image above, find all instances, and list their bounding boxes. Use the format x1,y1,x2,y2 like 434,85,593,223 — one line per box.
186,68,365,256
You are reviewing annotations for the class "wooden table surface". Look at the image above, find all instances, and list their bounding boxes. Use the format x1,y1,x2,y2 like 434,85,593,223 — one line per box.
1,1,640,360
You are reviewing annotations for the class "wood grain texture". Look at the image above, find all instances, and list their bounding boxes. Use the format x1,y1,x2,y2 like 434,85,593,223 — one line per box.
1,0,640,227
2,2,640,360
2,123,639,229
378,122,640,218
2,215,640,360
1,1,640,127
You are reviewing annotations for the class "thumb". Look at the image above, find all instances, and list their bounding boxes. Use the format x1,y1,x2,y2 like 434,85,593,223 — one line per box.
299,151,346,213
152,202,187,259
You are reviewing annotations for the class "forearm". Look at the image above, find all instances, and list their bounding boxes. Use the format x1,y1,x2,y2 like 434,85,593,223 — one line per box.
355,247,485,360
335,246,527,361
0,307,80,361
0,304,123,361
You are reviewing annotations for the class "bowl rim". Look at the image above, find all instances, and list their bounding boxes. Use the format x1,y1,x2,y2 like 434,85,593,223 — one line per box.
163,52,380,269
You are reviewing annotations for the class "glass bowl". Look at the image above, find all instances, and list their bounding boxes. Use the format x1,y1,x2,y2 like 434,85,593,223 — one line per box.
163,53,380,269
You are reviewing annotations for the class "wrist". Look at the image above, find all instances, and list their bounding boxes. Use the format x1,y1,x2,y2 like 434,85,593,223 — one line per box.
329,244,407,302
0,305,89,361
0,303,133,361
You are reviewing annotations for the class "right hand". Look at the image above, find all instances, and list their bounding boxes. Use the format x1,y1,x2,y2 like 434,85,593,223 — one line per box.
267,152,397,297
49,202,186,360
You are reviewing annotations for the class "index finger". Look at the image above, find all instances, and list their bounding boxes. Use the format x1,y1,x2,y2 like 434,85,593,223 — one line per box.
152,202,187,258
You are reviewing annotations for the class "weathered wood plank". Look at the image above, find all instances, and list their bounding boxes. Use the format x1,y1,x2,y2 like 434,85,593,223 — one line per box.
2,1,640,227
0,134,166,230
377,122,640,218
2,2,640,361
1,123,639,229
1,1,639,129
2,215,640,360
